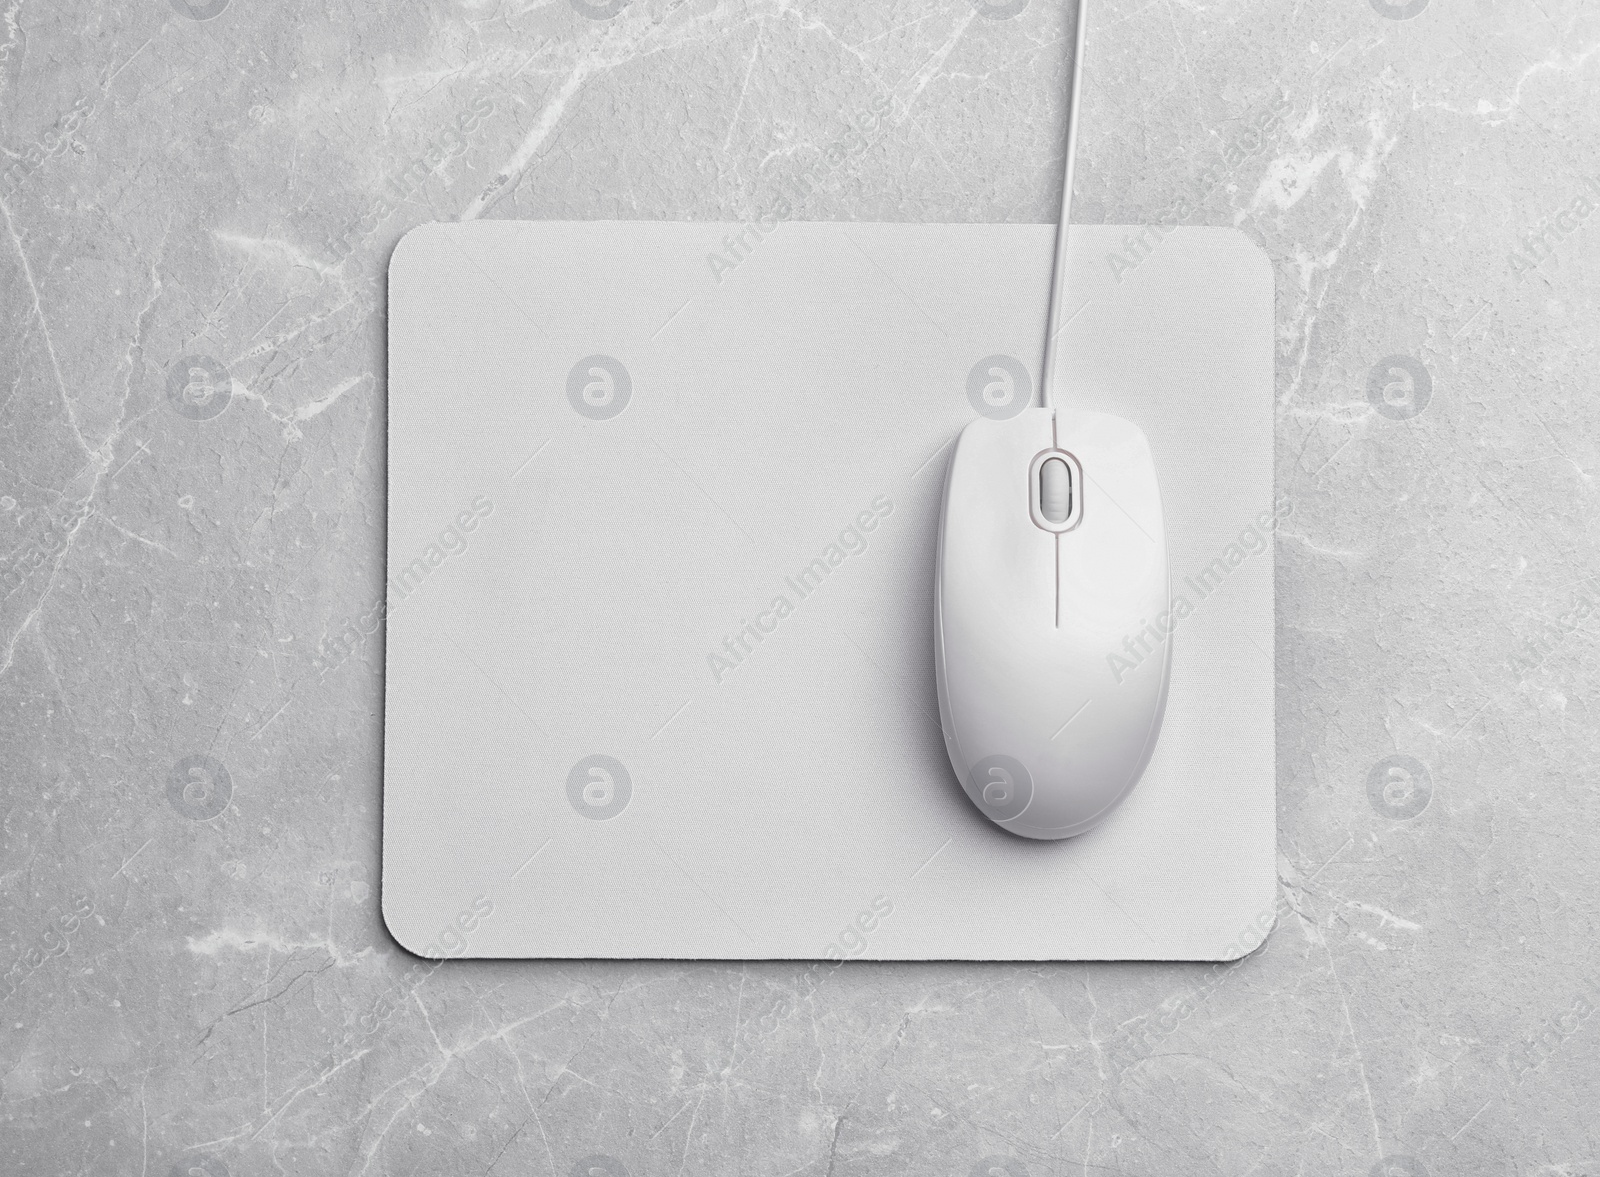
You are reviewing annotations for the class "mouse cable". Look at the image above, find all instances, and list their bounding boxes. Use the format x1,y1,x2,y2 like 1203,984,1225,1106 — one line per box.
1038,0,1089,412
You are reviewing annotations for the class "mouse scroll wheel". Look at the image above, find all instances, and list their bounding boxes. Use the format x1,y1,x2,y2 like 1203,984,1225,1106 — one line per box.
1039,457,1073,524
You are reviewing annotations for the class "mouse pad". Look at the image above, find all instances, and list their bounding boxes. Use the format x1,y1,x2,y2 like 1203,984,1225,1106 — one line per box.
382,221,1275,960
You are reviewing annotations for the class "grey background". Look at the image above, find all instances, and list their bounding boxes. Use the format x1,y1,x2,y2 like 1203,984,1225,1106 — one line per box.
1,0,1595,1174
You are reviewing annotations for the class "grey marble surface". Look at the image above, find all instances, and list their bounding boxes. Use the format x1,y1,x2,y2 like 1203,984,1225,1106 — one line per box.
2,0,1597,1174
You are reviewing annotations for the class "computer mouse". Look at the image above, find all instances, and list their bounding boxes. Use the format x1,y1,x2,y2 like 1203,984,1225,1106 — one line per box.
934,404,1170,839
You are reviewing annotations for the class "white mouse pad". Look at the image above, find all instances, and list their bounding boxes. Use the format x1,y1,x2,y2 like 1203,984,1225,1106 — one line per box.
382,221,1275,961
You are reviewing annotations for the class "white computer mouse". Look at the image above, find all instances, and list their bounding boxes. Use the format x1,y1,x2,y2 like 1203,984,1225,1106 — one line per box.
934,404,1170,839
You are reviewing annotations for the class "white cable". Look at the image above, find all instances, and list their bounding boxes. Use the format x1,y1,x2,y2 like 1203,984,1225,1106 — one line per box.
1039,0,1089,411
